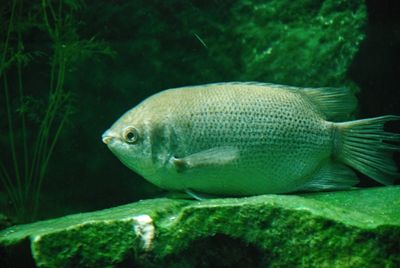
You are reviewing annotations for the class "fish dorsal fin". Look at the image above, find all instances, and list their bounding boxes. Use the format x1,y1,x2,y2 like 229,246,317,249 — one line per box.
298,86,358,121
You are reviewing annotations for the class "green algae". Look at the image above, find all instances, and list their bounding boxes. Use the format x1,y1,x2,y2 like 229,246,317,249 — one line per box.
1,186,399,267
0,198,189,246
231,0,366,88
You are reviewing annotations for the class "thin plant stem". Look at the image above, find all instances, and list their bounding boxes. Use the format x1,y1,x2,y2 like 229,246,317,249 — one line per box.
17,56,30,204
0,0,22,219
19,74,30,200
0,0,16,77
41,49,66,159
26,50,60,196
29,0,62,177
1,0,109,222
3,74,23,209
33,102,70,217
41,0,55,40
27,0,68,219
15,2,29,198
28,57,61,194
0,160,19,211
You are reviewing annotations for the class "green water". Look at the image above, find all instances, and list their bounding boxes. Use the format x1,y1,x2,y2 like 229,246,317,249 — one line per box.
0,0,399,226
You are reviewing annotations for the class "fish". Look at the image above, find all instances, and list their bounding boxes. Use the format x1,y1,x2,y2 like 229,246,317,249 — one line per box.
102,82,400,198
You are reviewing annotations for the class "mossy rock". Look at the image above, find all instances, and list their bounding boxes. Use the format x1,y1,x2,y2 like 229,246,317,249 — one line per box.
1,186,399,267
232,0,366,87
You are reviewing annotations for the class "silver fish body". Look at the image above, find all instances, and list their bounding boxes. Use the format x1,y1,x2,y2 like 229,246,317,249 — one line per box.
103,82,400,197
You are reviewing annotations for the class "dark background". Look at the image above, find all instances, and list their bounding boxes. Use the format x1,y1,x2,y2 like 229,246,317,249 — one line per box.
348,0,400,186
350,0,400,117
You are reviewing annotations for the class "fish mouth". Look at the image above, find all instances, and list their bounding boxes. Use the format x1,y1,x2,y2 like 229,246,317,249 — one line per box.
102,136,113,145
102,129,118,145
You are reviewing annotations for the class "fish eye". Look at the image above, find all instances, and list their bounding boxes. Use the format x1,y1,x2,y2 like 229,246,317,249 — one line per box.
123,127,139,144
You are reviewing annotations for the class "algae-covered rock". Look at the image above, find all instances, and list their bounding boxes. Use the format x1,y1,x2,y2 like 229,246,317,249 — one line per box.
1,186,399,267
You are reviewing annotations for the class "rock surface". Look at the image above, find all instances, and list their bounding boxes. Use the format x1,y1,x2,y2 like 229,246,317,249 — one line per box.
1,186,399,267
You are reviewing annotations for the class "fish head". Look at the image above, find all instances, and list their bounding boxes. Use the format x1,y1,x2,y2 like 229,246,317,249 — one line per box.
102,106,156,179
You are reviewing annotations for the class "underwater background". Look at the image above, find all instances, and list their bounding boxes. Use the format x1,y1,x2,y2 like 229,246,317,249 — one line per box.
1,0,399,225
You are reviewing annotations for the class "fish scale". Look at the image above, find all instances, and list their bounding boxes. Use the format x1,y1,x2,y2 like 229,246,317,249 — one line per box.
148,83,332,194
103,82,400,197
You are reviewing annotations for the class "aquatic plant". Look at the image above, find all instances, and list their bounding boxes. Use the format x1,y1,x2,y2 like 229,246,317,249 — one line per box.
0,0,114,223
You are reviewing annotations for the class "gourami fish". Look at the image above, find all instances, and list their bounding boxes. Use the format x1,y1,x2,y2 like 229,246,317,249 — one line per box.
102,82,399,198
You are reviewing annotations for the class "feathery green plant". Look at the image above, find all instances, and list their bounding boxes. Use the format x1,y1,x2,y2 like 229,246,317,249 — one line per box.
0,0,114,223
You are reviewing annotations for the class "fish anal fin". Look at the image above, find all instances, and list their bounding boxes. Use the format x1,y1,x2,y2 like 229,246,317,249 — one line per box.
297,160,359,192
172,146,239,173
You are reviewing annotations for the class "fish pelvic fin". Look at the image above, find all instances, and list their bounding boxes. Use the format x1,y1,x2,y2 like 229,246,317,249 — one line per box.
172,146,239,173
184,189,219,200
299,86,357,121
335,115,400,185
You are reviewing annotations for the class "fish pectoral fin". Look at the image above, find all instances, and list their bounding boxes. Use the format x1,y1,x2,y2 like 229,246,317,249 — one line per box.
296,160,359,192
172,146,239,173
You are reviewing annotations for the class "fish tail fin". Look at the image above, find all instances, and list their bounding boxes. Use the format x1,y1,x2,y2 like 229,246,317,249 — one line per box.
335,115,400,185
